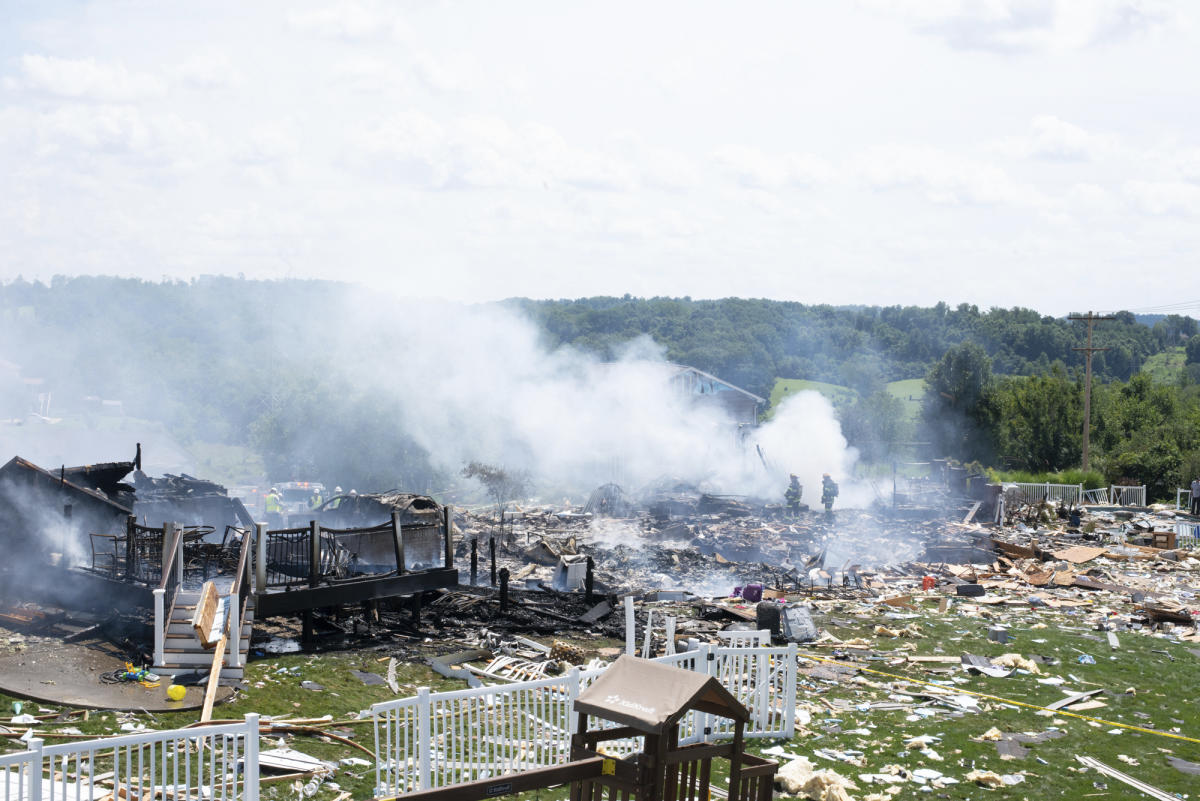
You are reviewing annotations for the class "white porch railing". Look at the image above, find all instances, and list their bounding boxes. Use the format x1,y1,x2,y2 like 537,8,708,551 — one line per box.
0,715,259,801
371,643,798,797
1175,523,1199,550
1012,483,1083,506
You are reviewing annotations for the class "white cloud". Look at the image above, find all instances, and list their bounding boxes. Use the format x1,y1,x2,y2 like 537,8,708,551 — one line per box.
1125,180,1200,217
348,112,647,192
18,54,167,101
1177,149,1200,184
1,104,207,170
234,125,299,164
174,52,240,89
711,145,835,189
992,115,1116,162
856,145,1047,208
287,0,411,42
867,0,1173,52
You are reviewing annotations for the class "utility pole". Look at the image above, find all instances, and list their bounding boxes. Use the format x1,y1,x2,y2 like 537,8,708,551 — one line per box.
1070,311,1114,471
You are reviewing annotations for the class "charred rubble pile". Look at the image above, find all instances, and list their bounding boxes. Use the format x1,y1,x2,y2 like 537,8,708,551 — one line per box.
928,498,1200,635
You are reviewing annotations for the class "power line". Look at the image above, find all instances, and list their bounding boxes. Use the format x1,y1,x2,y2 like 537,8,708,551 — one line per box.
1096,299,1200,315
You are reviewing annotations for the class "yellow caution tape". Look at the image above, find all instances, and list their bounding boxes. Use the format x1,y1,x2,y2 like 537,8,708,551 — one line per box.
798,652,1200,745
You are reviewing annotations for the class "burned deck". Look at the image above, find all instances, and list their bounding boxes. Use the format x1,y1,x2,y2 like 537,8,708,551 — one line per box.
61,508,460,678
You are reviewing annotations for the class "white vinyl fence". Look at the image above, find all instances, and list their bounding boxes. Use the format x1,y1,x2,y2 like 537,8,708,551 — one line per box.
1109,485,1147,507
372,643,798,797
1012,483,1083,506
1176,523,1200,550
0,743,38,801
1,715,259,801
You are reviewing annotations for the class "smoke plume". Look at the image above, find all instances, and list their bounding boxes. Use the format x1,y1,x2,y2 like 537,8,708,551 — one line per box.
329,295,862,502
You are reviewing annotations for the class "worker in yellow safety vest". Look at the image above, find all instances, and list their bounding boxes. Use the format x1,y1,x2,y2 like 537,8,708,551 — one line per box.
309,488,323,510
264,487,284,527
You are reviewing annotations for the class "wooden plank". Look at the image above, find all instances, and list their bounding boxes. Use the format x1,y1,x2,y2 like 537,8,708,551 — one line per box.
190,581,219,648
1046,688,1103,711
199,635,227,723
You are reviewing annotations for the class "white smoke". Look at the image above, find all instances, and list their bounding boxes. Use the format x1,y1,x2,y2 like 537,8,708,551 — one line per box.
332,296,863,503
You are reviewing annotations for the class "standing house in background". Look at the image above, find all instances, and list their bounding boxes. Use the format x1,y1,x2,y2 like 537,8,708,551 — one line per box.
668,365,765,427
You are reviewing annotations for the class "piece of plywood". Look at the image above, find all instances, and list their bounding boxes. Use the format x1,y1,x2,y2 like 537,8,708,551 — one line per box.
1051,546,1108,564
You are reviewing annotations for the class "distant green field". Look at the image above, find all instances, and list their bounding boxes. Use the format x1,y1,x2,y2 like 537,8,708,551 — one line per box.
885,377,925,422
767,379,858,418
1142,346,1186,383
768,377,926,421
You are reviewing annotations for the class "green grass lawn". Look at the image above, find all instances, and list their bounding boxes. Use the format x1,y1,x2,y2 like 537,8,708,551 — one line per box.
2,609,1196,800
884,378,924,424
768,379,858,419
1142,346,1186,384
764,595,1200,798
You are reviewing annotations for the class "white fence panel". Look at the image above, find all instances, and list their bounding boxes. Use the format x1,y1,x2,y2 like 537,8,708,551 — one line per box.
1110,485,1147,507
0,738,40,801
1,717,258,801
1176,524,1200,550
1177,489,1195,512
41,716,258,801
1013,483,1083,506
371,642,800,797
1082,488,1110,505
373,696,421,796
707,645,796,740
652,649,706,746
374,671,579,795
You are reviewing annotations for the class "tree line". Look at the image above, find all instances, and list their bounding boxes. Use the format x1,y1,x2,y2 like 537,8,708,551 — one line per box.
2,277,1197,498
920,342,1200,501
514,296,1190,399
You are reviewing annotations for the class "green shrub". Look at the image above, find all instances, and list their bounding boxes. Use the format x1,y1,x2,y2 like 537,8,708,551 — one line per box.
986,468,1106,488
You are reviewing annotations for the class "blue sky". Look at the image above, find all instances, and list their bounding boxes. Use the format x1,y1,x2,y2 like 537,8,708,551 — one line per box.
1,0,1197,314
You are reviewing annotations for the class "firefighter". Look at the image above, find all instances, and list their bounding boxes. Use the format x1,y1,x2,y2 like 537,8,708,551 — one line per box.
327,487,345,510
784,474,803,517
820,473,839,514
264,487,284,528
309,488,323,510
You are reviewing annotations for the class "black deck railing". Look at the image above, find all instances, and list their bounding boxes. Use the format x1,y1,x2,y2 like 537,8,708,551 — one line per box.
257,508,454,591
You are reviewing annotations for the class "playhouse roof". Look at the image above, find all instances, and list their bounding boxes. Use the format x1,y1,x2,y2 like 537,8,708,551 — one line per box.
574,654,750,735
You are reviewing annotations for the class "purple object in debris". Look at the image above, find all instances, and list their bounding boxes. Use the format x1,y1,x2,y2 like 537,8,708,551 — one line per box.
732,586,742,598
741,583,763,603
